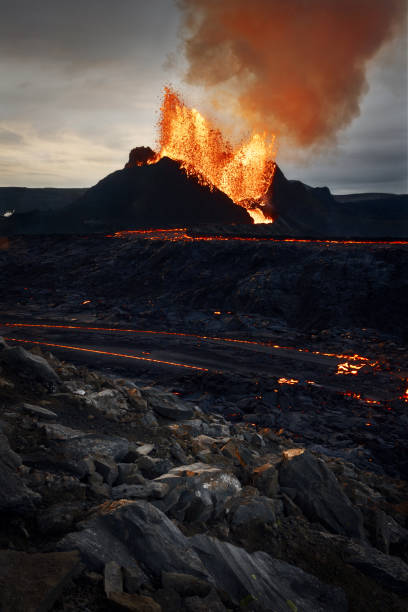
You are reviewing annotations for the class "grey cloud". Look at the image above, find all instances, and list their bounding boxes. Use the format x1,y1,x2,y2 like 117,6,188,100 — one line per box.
0,128,24,144
0,0,178,67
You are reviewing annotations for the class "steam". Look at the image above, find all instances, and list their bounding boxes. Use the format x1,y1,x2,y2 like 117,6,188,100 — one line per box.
178,0,406,146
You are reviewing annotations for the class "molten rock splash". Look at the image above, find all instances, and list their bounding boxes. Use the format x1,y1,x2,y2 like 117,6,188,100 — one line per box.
155,88,276,223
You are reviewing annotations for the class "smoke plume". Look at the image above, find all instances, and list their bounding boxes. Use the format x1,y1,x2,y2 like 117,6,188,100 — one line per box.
178,0,406,146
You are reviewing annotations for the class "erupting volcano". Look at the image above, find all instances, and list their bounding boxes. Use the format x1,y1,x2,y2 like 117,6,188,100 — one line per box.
154,88,276,223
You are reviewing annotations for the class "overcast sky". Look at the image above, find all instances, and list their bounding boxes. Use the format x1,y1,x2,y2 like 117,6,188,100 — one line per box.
0,0,406,194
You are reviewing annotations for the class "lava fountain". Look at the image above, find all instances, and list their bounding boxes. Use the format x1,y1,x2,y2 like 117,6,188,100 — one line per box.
154,88,276,223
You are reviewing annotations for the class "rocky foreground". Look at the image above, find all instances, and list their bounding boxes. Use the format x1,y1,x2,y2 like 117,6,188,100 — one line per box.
1,337,407,611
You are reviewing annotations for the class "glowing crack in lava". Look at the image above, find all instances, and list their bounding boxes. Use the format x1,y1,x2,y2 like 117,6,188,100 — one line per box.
154,87,276,223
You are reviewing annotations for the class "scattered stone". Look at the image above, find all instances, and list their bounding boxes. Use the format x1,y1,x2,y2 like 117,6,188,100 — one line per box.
342,539,408,593
135,443,155,456
59,500,211,579
374,509,408,556
40,423,84,440
123,564,150,593
112,482,168,500
190,534,347,611
94,456,119,486
137,455,173,479
86,388,129,420
143,387,194,421
0,346,59,386
279,450,365,539
21,402,58,419
229,495,277,530
252,462,280,497
221,439,254,467
104,560,123,597
0,432,41,513
52,433,129,478
117,463,145,485
155,463,241,522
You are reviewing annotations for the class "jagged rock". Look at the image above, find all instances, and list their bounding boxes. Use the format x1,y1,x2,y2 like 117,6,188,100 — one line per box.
155,463,241,522
104,560,123,597
88,471,111,498
135,443,155,456
117,463,145,485
170,441,188,464
252,462,280,497
86,388,129,420
0,346,59,386
0,549,80,612
161,572,212,597
123,564,150,593
21,402,58,419
221,439,254,467
41,423,84,440
229,495,277,530
374,509,408,556
140,410,159,427
58,500,211,580
125,386,148,411
279,450,365,539
50,433,129,478
0,432,41,513
143,387,194,421
341,539,408,593
190,534,347,611
112,482,168,500
94,456,119,486
137,455,173,479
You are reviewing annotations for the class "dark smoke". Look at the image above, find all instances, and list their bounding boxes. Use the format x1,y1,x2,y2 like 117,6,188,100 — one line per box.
178,0,406,146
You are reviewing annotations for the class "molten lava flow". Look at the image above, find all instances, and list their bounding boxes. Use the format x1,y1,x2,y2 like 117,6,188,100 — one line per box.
106,229,408,246
4,338,209,371
278,377,299,385
336,362,365,375
156,87,276,223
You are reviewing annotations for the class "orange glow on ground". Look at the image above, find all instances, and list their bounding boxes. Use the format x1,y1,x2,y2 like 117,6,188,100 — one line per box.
3,322,377,365
336,362,366,375
106,229,408,246
155,88,276,223
3,337,209,371
278,377,299,385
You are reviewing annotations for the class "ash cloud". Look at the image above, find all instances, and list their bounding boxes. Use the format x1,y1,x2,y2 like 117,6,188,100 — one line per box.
178,0,406,146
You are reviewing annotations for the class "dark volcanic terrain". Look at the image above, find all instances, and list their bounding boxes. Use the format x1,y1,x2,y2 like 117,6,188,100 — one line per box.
0,229,407,611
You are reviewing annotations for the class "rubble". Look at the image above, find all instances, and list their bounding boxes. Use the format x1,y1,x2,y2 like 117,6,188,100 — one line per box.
0,336,407,610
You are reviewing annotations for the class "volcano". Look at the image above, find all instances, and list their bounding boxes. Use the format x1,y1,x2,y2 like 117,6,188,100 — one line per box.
1,154,407,237
0,155,252,235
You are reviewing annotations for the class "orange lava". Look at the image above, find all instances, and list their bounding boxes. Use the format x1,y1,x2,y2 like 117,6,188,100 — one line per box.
107,228,408,246
278,377,299,385
336,362,365,375
3,322,377,365
3,337,209,371
155,87,276,223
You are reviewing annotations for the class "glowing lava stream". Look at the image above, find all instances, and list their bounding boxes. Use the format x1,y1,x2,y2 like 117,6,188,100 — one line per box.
3,322,377,366
106,229,408,245
3,337,209,372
